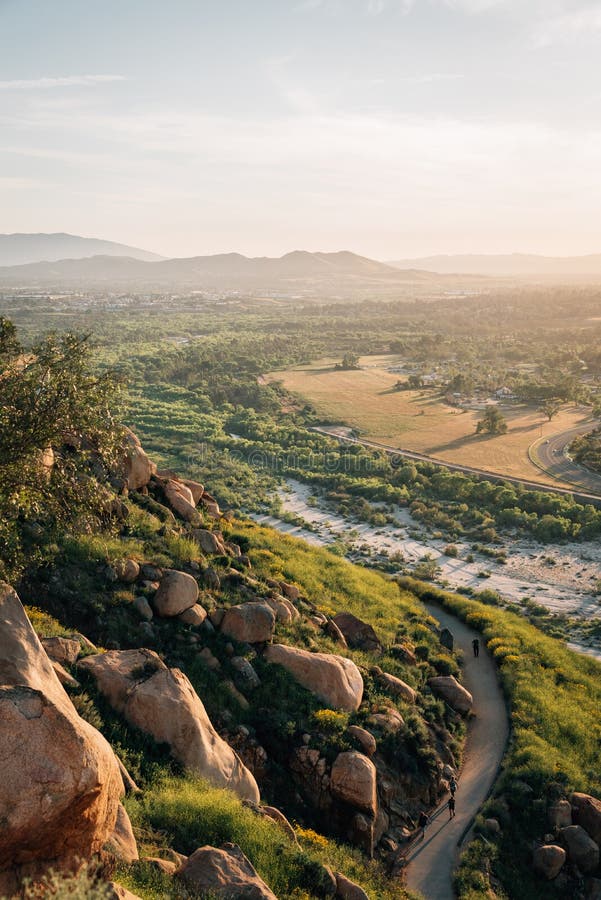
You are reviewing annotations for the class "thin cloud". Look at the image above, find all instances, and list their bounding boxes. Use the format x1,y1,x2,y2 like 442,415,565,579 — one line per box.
532,6,601,47
0,75,125,91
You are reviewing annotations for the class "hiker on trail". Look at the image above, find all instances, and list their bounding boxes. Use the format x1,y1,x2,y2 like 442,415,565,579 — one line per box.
472,638,480,657
449,776,457,797
448,795,456,819
418,811,429,837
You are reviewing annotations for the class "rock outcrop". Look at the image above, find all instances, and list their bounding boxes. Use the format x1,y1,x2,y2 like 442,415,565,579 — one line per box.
264,644,363,712
176,843,277,899
78,648,259,802
372,666,416,703
428,675,473,713
0,584,122,892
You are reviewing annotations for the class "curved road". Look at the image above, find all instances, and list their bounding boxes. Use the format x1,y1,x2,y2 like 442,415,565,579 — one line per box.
405,603,509,900
313,425,601,504
530,423,601,494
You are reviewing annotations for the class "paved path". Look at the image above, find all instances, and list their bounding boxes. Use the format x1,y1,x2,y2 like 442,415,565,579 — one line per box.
530,422,601,494
405,603,509,900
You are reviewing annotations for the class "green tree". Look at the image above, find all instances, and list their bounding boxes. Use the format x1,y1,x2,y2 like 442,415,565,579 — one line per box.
540,399,562,421
339,352,359,370
476,406,508,435
0,322,122,577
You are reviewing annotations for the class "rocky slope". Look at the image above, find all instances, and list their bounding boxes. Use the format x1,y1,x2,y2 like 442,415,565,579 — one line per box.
0,430,468,898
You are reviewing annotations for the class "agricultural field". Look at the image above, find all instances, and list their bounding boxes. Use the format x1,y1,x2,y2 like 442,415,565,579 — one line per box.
270,355,592,486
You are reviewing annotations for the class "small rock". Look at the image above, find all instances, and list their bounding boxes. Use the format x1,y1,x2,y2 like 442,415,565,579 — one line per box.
176,842,276,899
143,856,177,875
335,872,370,900
41,636,81,666
231,656,260,689
134,596,153,621
178,604,208,627
114,559,140,584
347,725,376,757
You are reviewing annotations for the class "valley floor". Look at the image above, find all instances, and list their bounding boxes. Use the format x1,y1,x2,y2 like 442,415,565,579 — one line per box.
253,479,601,660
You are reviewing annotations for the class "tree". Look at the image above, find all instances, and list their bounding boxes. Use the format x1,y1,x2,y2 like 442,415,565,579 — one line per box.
339,352,359,370
540,399,562,421
476,407,507,435
0,321,122,577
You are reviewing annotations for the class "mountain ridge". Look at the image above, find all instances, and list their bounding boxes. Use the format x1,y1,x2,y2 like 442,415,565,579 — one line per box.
0,232,164,266
388,252,601,276
0,249,439,289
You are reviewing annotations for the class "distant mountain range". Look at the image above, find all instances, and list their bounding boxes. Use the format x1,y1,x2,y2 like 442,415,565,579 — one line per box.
0,248,441,291
388,253,601,277
0,233,163,266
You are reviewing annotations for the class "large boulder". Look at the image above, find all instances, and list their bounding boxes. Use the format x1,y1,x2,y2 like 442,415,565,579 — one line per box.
533,845,566,880
176,843,277,899
264,644,363,712
572,793,601,845
191,528,226,555
330,752,377,816
78,649,259,803
332,612,382,653
220,602,276,644
428,675,473,713
153,569,199,617
122,427,156,490
0,584,122,892
561,825,600,873
163,479,200,524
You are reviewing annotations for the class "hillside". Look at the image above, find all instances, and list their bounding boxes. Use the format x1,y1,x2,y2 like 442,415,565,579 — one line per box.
388,253,601,278
0,249,440,291
0,233,163,266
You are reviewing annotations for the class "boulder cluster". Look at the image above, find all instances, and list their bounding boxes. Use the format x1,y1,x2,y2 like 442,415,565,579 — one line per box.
532,792,601,893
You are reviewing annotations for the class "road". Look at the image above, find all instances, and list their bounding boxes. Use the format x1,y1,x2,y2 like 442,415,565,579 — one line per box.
530,423,601,495
405,602,509,900
312,425,601,505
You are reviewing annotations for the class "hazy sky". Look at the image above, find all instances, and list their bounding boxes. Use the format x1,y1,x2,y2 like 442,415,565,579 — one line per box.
1,0,601,259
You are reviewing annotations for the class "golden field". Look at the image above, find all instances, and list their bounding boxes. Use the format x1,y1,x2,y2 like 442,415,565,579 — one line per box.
268,356,591,487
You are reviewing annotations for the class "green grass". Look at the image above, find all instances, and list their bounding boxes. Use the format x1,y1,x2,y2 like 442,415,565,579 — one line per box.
122,775,415,900
398,576,601,899
229,519,432,646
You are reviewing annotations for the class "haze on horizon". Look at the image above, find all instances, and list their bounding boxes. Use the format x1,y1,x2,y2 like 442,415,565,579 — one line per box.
1,0,600,261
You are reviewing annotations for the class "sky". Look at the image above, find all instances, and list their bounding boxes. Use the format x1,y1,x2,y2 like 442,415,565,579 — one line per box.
1,0,601,259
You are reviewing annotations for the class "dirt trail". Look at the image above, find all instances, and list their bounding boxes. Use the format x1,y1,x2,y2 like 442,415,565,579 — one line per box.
405,603,509,900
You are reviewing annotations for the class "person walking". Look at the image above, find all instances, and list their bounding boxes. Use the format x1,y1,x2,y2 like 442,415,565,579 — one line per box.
418,810,429,838
472,638,480,657
449,776,457,798
448,796,456,819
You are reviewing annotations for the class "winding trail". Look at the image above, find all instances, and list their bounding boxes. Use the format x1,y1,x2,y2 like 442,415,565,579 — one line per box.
405,603,509,900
